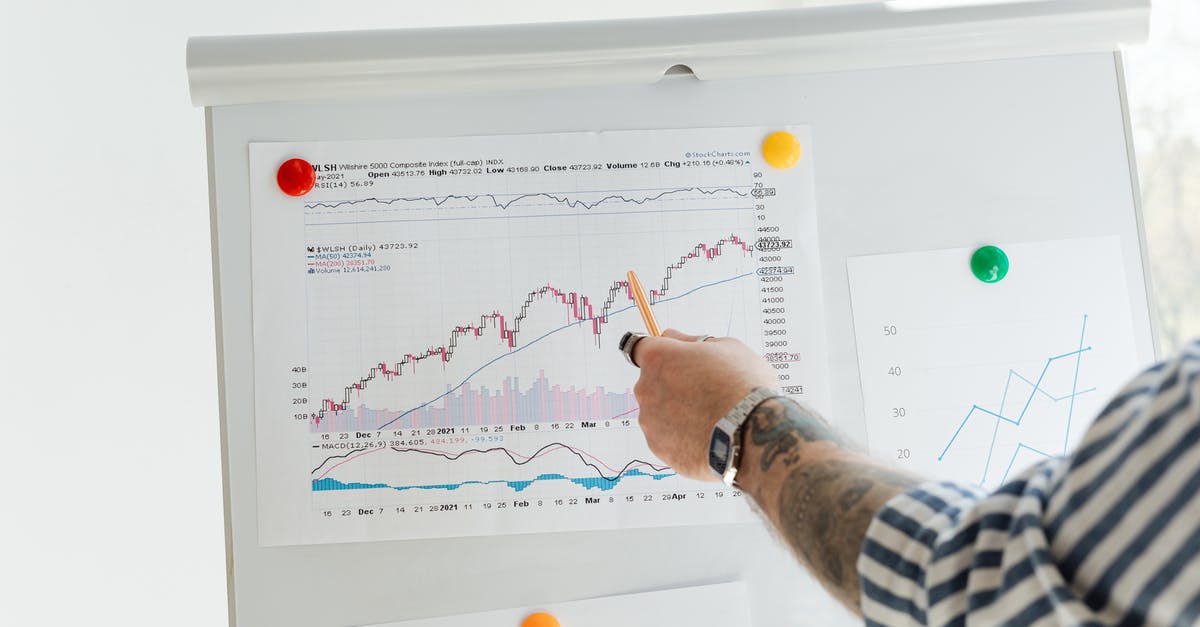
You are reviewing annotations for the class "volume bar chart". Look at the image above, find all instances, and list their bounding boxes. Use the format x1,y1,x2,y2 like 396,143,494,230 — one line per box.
313,370,638,432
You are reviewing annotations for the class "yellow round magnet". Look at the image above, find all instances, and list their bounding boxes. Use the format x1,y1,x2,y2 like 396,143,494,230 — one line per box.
762,131,802,169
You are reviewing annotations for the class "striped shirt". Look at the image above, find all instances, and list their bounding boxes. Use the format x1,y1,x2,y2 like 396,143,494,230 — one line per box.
858,342,1200,626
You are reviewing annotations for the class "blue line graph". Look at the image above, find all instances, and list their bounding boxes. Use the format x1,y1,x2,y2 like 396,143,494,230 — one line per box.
938,315,1093,486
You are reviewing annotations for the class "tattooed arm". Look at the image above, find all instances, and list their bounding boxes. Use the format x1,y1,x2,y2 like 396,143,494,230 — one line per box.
631,330,918,614
734,397,917,611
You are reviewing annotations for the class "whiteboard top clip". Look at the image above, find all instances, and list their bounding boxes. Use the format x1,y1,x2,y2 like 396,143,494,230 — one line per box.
186,0,1148,107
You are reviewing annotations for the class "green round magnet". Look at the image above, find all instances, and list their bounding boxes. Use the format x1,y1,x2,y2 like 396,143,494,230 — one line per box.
970,245,1009,283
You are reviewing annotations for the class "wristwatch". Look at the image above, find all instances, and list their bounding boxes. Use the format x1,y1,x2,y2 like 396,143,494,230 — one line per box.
708,387,780,486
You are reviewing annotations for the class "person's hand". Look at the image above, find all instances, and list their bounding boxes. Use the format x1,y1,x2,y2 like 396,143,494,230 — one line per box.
631,329,778,481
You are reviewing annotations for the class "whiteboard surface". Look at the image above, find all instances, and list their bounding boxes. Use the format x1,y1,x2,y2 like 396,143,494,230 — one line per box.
372,581,751,627
206,52,1155,626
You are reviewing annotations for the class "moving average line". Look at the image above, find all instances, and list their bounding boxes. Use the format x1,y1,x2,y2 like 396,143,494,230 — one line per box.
312,235,753,430
369,272,754,431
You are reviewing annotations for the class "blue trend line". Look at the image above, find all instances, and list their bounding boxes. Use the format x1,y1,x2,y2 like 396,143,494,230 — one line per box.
982,418,1002,486
1009,371,1096,402
1064,315,1089,452
374,272,754,431
936,315,1093,486
999,372,1013,416
999,443,1055,485
938,345,1092,455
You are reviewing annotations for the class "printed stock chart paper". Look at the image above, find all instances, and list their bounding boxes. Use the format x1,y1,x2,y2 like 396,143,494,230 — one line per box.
249,127,829,545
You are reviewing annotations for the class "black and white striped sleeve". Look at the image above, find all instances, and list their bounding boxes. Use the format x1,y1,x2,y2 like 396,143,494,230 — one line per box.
857,341,1200,626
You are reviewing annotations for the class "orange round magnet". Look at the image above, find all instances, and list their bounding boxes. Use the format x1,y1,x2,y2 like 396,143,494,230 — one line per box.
762,131,802,169
521,612,560,627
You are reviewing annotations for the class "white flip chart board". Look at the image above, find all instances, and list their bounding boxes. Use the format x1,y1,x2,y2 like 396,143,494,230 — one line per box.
189,2,1158,626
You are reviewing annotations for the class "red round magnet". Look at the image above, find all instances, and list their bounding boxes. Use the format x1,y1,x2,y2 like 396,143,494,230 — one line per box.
277,158,316,196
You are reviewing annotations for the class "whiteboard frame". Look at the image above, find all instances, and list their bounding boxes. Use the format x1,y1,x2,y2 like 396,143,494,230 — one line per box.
205,106,239,627
197,9,1158,627
1115,51,1162,354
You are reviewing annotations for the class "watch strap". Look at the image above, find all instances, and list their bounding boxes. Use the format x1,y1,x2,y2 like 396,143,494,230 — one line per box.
714,386,780,486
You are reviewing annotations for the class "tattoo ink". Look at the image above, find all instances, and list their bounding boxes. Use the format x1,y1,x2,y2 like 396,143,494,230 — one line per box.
748,398,844,472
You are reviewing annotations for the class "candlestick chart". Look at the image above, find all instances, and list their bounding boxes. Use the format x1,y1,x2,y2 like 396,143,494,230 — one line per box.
249,126,826,544
310,234,753,433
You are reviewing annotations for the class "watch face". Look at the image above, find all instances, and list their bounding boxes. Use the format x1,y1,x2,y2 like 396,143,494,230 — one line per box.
708,429,732,474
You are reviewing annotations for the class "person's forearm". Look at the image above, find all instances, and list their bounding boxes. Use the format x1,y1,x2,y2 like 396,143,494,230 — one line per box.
735,397,919,613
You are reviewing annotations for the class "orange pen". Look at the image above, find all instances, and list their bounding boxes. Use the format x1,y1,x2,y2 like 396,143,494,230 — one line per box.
626,270,662,337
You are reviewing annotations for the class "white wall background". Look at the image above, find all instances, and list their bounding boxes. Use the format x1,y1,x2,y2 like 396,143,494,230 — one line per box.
0,1,1193,626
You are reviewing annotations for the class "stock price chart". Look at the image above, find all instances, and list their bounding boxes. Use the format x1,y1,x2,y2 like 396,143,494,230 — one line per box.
248,127,827,545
